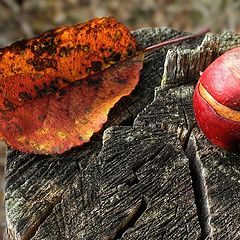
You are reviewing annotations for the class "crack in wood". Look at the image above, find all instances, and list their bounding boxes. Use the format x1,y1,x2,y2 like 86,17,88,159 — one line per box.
11,161,79,240
24,170,81,240
112,195,148,240
179,87,189,130
22,195,63,240
181,125,196,152
184,131,212,240
120,102,134,126
125,172,139,187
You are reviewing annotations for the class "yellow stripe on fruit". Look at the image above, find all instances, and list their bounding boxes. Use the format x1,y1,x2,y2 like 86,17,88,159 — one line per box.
199,83,240,121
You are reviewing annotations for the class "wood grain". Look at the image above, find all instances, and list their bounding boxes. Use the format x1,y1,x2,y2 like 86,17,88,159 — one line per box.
5,28,240,240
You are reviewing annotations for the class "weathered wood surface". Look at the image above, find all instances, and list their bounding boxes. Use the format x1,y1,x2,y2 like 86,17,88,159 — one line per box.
5,28,240,240
0,141,6,238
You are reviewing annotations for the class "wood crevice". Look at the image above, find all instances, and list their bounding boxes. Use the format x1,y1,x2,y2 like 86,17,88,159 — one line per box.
125,172,140,187
185,131,212,240
22,195,63,240
112,195,148,240
21,173,77,240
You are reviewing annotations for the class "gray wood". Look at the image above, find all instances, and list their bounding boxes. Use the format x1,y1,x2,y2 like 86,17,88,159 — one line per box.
31,126,199,240
147,30,240,239
5,27,240,240
191,129,240,239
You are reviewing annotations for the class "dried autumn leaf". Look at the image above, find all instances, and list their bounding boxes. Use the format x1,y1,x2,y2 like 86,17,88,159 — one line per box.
0,16,209,154
0,17,142,154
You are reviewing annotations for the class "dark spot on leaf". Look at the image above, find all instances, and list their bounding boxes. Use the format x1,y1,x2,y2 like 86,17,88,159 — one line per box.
108,52,122,62
49,80,59,92
103,56,109,64
3,99,15,111
91,61,102,72
15,123,23,134
76,44,90,52
8,39,28,55
19,92,32,101
59,46,73,57
34,82,53,98
85,67,91,74
31,33,57,56
58,89,66,96
72,79,82,86
38,115,45,121
82,45,90,52
28,58,57,71
34,85,43,97
60,78,71,85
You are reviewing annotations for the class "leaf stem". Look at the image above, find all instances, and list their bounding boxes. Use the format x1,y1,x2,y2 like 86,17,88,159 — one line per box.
143,27,210,53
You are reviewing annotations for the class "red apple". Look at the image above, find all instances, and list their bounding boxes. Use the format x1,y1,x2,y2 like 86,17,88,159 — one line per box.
193,47,240,151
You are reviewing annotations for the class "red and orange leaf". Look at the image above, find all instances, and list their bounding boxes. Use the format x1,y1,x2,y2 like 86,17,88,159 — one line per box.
0,16,143,154
0,15,207,154
0,55,143,154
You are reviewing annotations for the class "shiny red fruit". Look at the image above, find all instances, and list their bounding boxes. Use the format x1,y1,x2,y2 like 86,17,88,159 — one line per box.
193,47,240,152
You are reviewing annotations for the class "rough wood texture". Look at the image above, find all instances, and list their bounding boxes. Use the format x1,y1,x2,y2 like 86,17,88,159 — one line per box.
0,142,6,238
5,28,240,240
191,128,240,239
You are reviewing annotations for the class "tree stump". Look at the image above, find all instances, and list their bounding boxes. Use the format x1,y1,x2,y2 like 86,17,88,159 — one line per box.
5,27,240,240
